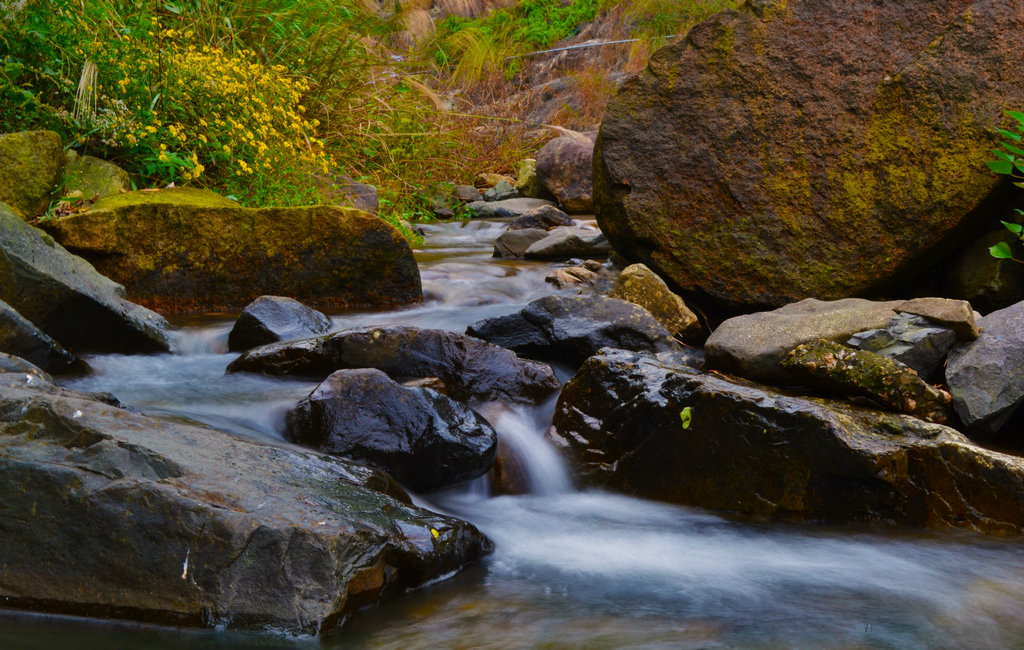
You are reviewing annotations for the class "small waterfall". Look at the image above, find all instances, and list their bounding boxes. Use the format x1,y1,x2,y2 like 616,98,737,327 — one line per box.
475,401,574,496
168,324,231,355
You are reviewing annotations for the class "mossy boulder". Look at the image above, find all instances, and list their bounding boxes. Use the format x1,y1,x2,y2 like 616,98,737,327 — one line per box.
595,0,1024,310
610,263,701,341
782,338,953,424
0,130,65,219
551,348,1024,534
41,188,422,313
60,150,131,200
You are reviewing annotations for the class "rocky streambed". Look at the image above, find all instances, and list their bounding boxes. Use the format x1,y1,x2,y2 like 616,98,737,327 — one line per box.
3,218,1024,649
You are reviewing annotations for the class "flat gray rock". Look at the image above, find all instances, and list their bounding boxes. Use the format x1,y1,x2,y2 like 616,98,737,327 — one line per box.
523,227,610,260
706,298,903,385
468,198,555,219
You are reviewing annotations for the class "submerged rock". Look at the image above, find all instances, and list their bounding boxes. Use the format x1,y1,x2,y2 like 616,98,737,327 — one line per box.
0,130,65,218
705,298,903,385
946,301,1024,435
551,348,1024,534
0,202,170,353
40,187,422,313
0,382,491,634
782,339,953,424
466,295,682,366
595,0,1024,310
286,369,497,492
228,295,332,352
228,326,560,404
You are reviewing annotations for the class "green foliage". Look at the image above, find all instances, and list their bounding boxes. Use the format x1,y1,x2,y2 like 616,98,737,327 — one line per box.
988,111,1024,263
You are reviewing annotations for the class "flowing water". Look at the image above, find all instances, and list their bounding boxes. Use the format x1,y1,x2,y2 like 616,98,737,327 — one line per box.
6,218,1024,649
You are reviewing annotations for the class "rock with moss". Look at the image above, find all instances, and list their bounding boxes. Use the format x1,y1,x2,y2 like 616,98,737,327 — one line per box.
551,347,1024,534
0,202,170,353
60,150,131,201
40,187,422,313
782,338,953,424
514,158,544,199
610,263,701,341
946,229,1024,314
706,298,903,385
847,312,958,382
594,0,1024,310
0,130,65,219
0,380,491,634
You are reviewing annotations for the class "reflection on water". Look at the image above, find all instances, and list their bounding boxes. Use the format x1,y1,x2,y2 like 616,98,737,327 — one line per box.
17,218,1024,648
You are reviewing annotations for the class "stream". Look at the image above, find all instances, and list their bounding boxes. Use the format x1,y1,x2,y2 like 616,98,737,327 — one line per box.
5,218,1024,649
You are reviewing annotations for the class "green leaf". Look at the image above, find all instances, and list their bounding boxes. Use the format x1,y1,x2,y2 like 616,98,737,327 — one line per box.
990,241,1016,259
998,128,1023,142
1009,110,1024,123
679,406,692,429
993,149,1016,163
1002,220,1023,235
988,160,1014,175
1003,143,1024,157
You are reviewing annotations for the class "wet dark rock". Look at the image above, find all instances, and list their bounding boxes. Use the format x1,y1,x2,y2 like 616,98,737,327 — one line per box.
0,202,170,354
0,382,491,633
286,369,497,492
847,313,958,382
508,204,574,231
468,198,556,220
551,348,1024,534
466,295,681,366
228,326,560,404
0,352,55,387
782,339,953,424
523,227,610,260
493,228,548,258
228,295,332,352
0,299,87,374
706,298,903,385
946,301,1024,435
536,133,596,214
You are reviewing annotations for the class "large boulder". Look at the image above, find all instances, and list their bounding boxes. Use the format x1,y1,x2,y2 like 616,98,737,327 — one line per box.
0,130,65,218
0,202,170,353
946,300,1024,434
227,295,332,352
0,381,491,634
705,298,903,385
550,348,1024,534
595,0,1024,310
0,299,85,374
285,369,498,492
466,295,683,366
610,263,701,341
40,188,422,313
227,326,560,405
536,133,596,213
